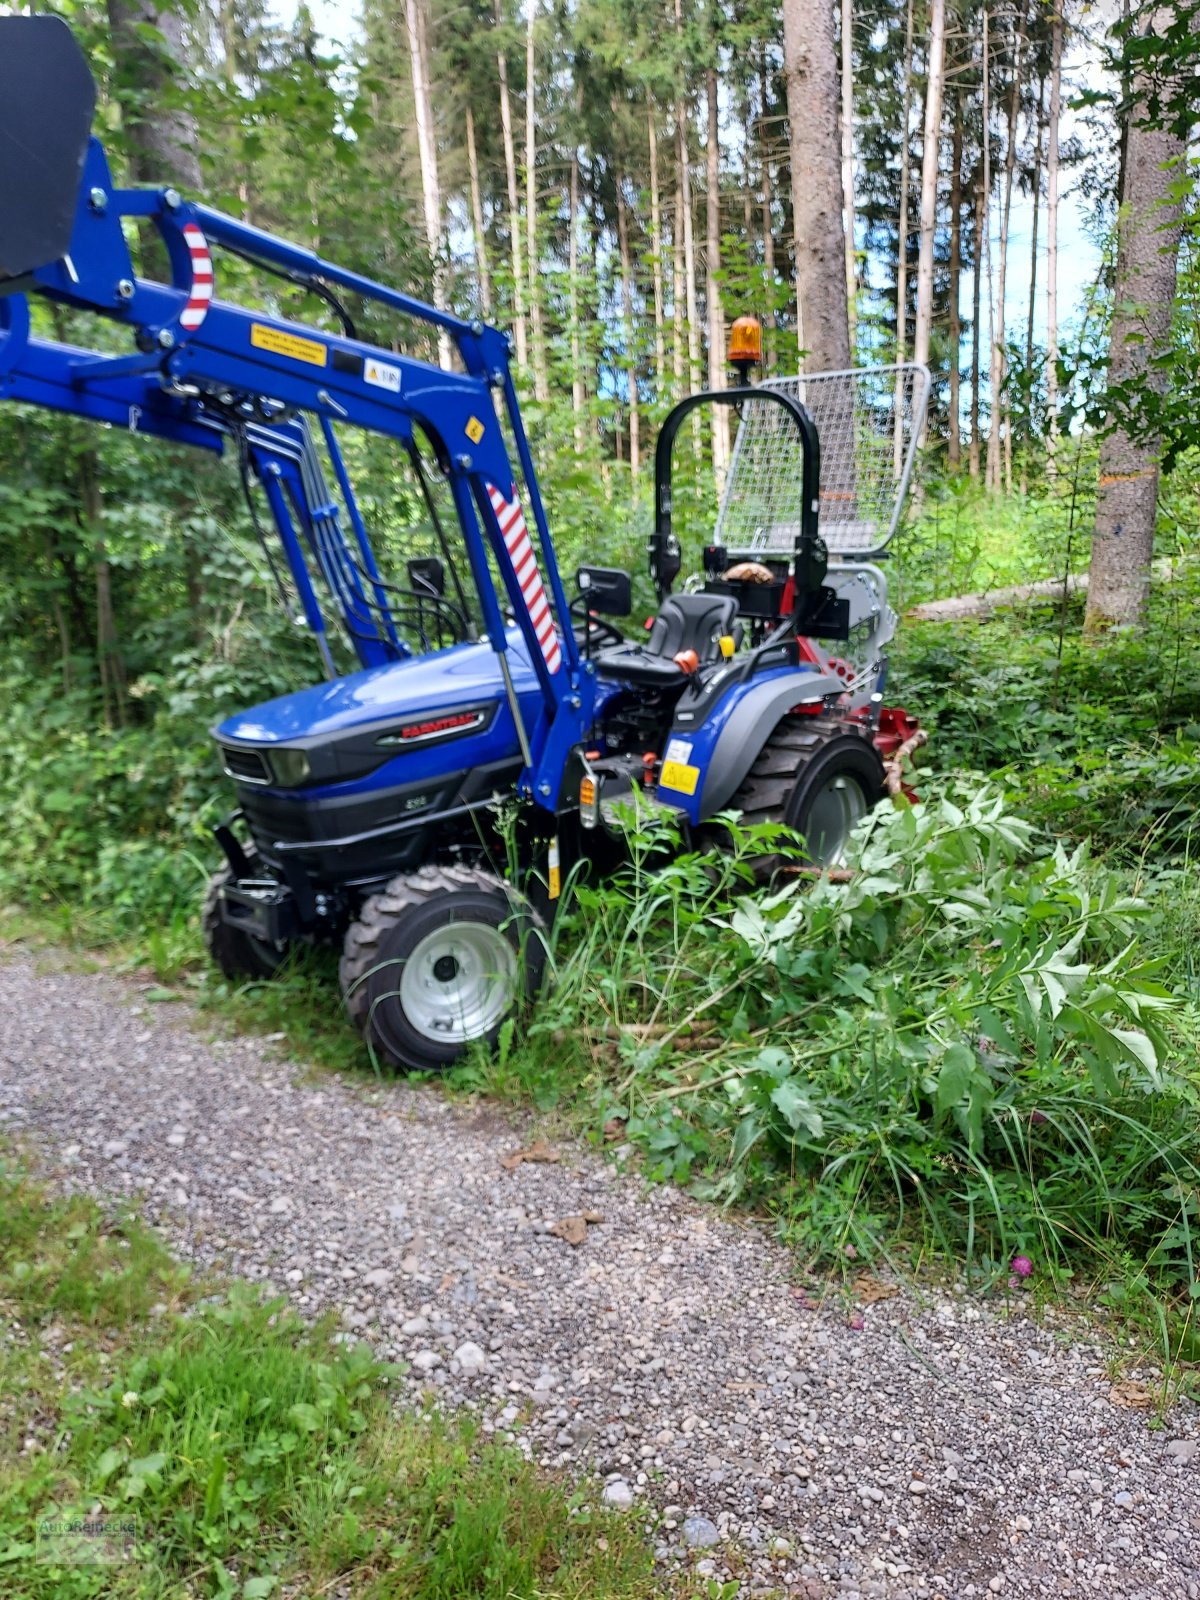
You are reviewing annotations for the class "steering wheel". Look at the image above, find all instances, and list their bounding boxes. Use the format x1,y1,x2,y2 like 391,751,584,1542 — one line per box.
581,613,626,648
568,595,626,650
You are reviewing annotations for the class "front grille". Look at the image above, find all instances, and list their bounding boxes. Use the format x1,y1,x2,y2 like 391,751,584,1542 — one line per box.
221,744,272,785
236,778,457,849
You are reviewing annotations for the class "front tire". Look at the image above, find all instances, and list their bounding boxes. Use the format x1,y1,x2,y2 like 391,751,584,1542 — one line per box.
339,863,544,1072
733,715,885,869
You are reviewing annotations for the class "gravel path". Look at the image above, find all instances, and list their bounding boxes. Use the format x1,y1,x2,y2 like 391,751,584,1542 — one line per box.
1,956,1198,1599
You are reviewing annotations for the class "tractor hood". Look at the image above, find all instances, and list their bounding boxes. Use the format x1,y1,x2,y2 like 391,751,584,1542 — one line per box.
215,629,542,747
212,629,549,797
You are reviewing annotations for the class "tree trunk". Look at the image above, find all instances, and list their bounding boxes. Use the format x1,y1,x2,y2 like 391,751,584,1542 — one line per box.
1045,6,1063,478
892,0,915,474
781,0,852,372
568,109,585,449
840,0,857,358
674,0,703,406
706,65,729,479
947,91,963,470
912,0,946,390
496,2,528,370
615,169,641,488
990,7,1025,493
404,0,452,367
673,146,687,400
1086,53,1185,629
524,0,549,401
79,448,127,729
465,104,493,317
105,0,201,190
649,110,667,396
981,6,994,484
106,0,199,282
758,50,777,367
969,157,984,478
1021,72,1044,496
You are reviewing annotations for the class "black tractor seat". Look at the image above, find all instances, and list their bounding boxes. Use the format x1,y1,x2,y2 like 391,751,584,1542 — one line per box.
595,591,742,688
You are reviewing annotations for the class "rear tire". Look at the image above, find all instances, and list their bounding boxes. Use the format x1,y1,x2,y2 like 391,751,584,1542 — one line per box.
201,854,286,981
339,863,544,1073
733,715,885,869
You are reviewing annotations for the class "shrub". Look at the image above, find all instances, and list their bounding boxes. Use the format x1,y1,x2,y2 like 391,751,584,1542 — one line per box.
527,785,1200,1284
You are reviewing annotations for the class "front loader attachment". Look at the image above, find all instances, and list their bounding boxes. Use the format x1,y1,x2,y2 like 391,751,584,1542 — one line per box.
0,15,96,284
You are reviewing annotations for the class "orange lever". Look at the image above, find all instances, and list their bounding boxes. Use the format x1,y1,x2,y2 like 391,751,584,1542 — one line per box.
673,648,700,674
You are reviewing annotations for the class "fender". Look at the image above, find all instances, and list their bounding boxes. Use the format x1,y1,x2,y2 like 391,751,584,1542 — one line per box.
656,667,843,824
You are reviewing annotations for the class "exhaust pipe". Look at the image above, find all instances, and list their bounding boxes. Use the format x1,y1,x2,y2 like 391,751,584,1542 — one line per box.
0,15,96,283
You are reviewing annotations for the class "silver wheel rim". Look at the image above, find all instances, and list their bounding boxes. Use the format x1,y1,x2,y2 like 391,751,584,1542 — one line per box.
398,921,518,1045
803,773,868,867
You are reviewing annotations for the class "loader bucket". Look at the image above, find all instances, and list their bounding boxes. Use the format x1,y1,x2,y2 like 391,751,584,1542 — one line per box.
0,15,96,282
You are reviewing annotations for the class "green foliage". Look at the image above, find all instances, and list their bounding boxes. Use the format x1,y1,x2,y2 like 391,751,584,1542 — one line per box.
893,561,1200,859
506,784,1200,1289
0,1160,675,1598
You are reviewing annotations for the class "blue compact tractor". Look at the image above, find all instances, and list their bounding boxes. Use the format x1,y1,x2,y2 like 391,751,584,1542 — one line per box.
0,16,929,1069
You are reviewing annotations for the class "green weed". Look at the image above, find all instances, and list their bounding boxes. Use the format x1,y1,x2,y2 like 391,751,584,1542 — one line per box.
493,784,1200,1306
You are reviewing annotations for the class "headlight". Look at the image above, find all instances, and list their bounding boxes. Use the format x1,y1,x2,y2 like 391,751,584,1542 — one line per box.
270,747,311,787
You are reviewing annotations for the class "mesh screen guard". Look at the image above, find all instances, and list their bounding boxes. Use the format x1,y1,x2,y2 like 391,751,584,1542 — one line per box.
714,364,930,559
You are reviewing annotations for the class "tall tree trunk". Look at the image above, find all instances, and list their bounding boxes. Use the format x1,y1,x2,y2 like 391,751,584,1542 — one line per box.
496,3,528,370
969,158,984,478
588,177,611,497
1045,6,1063,478
781,0,852,372
673,148,687,400
649,109,667,396
79,448,127,729
106,0,199,281
892,0,915,474
106,0,201,190
1086,54,1185,629
912,0,946,395
1021,72,1044,495
524,0,549,400
568,122,585,450
990,7,1024,493
947,91,963,470
674,0,703,407
840,0,857,358
465,104,493,318
615,169,641,488
404,0,452,367
758,51,777,367
706,65,729,478
981,6,994,483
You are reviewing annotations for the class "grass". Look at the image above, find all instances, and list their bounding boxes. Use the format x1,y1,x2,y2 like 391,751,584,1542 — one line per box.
0,1154,694,1599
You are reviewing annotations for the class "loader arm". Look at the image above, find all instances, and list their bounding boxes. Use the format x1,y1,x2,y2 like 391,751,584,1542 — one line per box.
0,14,591,809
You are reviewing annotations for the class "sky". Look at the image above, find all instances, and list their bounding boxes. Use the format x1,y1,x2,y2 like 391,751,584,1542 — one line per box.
274,0,1107,351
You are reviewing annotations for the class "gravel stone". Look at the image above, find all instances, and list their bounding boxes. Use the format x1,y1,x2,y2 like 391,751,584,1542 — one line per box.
603,1479,634,1510
682,1515,720,1548
3,956,1199,1599
454,1341,486,1376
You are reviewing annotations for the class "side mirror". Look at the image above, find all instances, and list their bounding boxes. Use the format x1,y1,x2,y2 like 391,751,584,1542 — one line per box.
407,556,445,598
577,565,632,618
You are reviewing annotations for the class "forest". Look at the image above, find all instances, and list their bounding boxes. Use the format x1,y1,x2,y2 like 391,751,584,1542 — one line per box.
2,0,1200,1326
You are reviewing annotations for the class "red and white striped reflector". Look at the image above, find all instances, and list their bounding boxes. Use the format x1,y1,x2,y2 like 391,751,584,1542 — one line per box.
486,482,562,675
180,222,213,332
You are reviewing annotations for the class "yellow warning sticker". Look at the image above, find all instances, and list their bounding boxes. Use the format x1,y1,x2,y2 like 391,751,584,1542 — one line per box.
250,323,328,367
465,415,486,444
548,837,561,901
659,760,700,796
